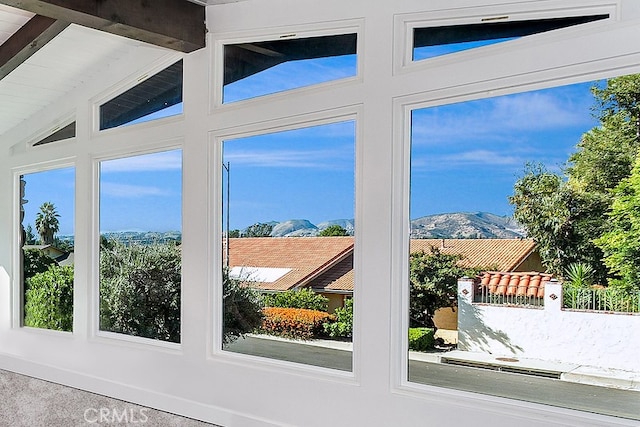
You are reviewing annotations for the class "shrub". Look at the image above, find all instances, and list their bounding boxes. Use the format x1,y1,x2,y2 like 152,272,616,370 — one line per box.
223,271,264,344
408,327,435,352
262,288,328,312
22,248,56,280
323,298,353,338
99,240,181,343
262,307,334,340
24,265,74,331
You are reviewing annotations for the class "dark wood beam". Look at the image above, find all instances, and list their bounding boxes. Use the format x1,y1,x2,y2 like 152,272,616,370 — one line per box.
0,15,69,80
0,0,205,52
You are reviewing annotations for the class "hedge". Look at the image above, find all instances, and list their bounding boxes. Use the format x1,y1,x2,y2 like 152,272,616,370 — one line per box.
408,327,435,352
262,307,334,340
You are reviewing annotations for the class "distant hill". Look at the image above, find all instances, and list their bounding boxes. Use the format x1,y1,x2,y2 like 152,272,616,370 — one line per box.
410,212,525,239
60,213,523,242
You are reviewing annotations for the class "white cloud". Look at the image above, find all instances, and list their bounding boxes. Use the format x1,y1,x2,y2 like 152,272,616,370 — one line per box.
101,150,181,173
412,88,595,145
224,146,353,169
101,182,170,198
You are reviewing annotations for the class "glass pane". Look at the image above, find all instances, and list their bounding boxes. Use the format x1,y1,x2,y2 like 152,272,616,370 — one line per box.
33,122,76,147
99,150,182,343
413,15,608,61
223,34,357,103
222,121,355,371
408,76,640,420
99,60,183,130
20,167,75,331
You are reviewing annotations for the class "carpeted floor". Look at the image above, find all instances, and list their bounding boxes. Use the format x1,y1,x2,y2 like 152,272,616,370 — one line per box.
0,369,218,426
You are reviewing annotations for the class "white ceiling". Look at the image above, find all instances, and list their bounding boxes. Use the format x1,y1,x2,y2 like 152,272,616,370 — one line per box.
0,5,173,138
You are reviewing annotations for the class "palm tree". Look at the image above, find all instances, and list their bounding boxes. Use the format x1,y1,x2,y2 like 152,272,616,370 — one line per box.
35,202,60,245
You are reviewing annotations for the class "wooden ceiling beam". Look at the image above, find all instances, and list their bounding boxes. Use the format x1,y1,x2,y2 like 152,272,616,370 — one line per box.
0,0,206,52
0,14,69,80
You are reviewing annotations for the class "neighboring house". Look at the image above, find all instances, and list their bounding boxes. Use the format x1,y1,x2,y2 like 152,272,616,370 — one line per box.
228,237,353,312
228,237,542,314
23,244,72,265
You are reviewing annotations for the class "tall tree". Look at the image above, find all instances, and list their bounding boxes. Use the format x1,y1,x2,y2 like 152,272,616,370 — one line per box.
510,74,640,284
594,154,640,290
35,202,60,245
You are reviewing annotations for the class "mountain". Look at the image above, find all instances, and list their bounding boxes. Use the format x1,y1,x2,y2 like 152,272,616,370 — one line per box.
271,219,318,237
410,212,526,239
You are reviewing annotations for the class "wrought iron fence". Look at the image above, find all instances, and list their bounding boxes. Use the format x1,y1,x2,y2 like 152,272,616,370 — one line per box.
473,285,544,308
563,286,640,313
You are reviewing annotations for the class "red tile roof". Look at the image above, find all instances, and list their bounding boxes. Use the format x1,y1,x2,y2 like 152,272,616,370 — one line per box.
228,237,540,293
410,239,538,272
476,271,554,298
228,237,353,291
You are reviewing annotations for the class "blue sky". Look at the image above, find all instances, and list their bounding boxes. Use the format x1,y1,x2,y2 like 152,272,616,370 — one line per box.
21,43,604,236
410,81,599,218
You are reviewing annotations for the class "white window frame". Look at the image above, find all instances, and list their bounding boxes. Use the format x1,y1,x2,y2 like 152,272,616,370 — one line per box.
208,106,363,381
210,19,364,112
393,1,619,74
89,142,184,351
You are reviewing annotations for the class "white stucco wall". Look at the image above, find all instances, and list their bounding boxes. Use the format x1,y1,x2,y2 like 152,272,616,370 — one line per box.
458,279,640,372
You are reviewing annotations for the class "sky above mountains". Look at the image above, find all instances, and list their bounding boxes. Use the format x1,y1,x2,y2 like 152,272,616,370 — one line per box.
21,43,603,236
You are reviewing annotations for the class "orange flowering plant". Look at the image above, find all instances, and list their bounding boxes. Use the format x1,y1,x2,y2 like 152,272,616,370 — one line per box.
262,307,335,340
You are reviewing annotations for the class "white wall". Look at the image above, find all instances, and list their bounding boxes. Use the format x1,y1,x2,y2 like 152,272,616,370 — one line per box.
1,1,640,426
458,280,640,372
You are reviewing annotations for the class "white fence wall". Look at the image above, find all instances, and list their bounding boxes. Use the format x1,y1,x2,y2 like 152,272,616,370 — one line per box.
458,279,640,372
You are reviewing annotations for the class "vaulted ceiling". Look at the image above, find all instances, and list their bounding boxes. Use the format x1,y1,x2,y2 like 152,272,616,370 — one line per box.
0,0,207,138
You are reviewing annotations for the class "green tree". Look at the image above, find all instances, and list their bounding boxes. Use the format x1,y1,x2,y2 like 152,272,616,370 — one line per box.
262,288,328,311
24,224,37,245
323,298,353,338
594,154,640,290
243,222,273,237
223,270,264,344
409,247,483,329
35,202,60,245
99,240,182,343
24,265,74,331
318,225,349,236
23,248,56,280
510,75,640,283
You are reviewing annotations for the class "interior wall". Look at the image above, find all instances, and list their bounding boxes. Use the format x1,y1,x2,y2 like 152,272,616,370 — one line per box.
1,1,640,426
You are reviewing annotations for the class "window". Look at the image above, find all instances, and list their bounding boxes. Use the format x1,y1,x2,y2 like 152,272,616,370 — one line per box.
98,149,182,343
221,120,356,370
99,60,183,130
33,122,76,147
223,33,357,103
19,166,75,331
412,14,609,61
407,76,640,420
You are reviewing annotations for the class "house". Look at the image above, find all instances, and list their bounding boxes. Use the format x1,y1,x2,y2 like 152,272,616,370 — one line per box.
22,244,67,262
228,237,542,314
1,1,638,426
228,236,354,312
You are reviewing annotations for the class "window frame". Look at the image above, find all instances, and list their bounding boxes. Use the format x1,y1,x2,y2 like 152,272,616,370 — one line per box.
391,58,640,419
12,159,77,332
91,55,185,135
393,2,618,74
208,106,363,381
90,142,185,352
210,19,364,112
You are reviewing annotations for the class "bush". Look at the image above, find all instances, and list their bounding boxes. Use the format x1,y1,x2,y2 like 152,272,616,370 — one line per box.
261,307,334,340
99,240,181,343
262,288,328,312
223,272,264,344
323,298,353,338
24,265,74,331
22,248,56,280
408,327,435,352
